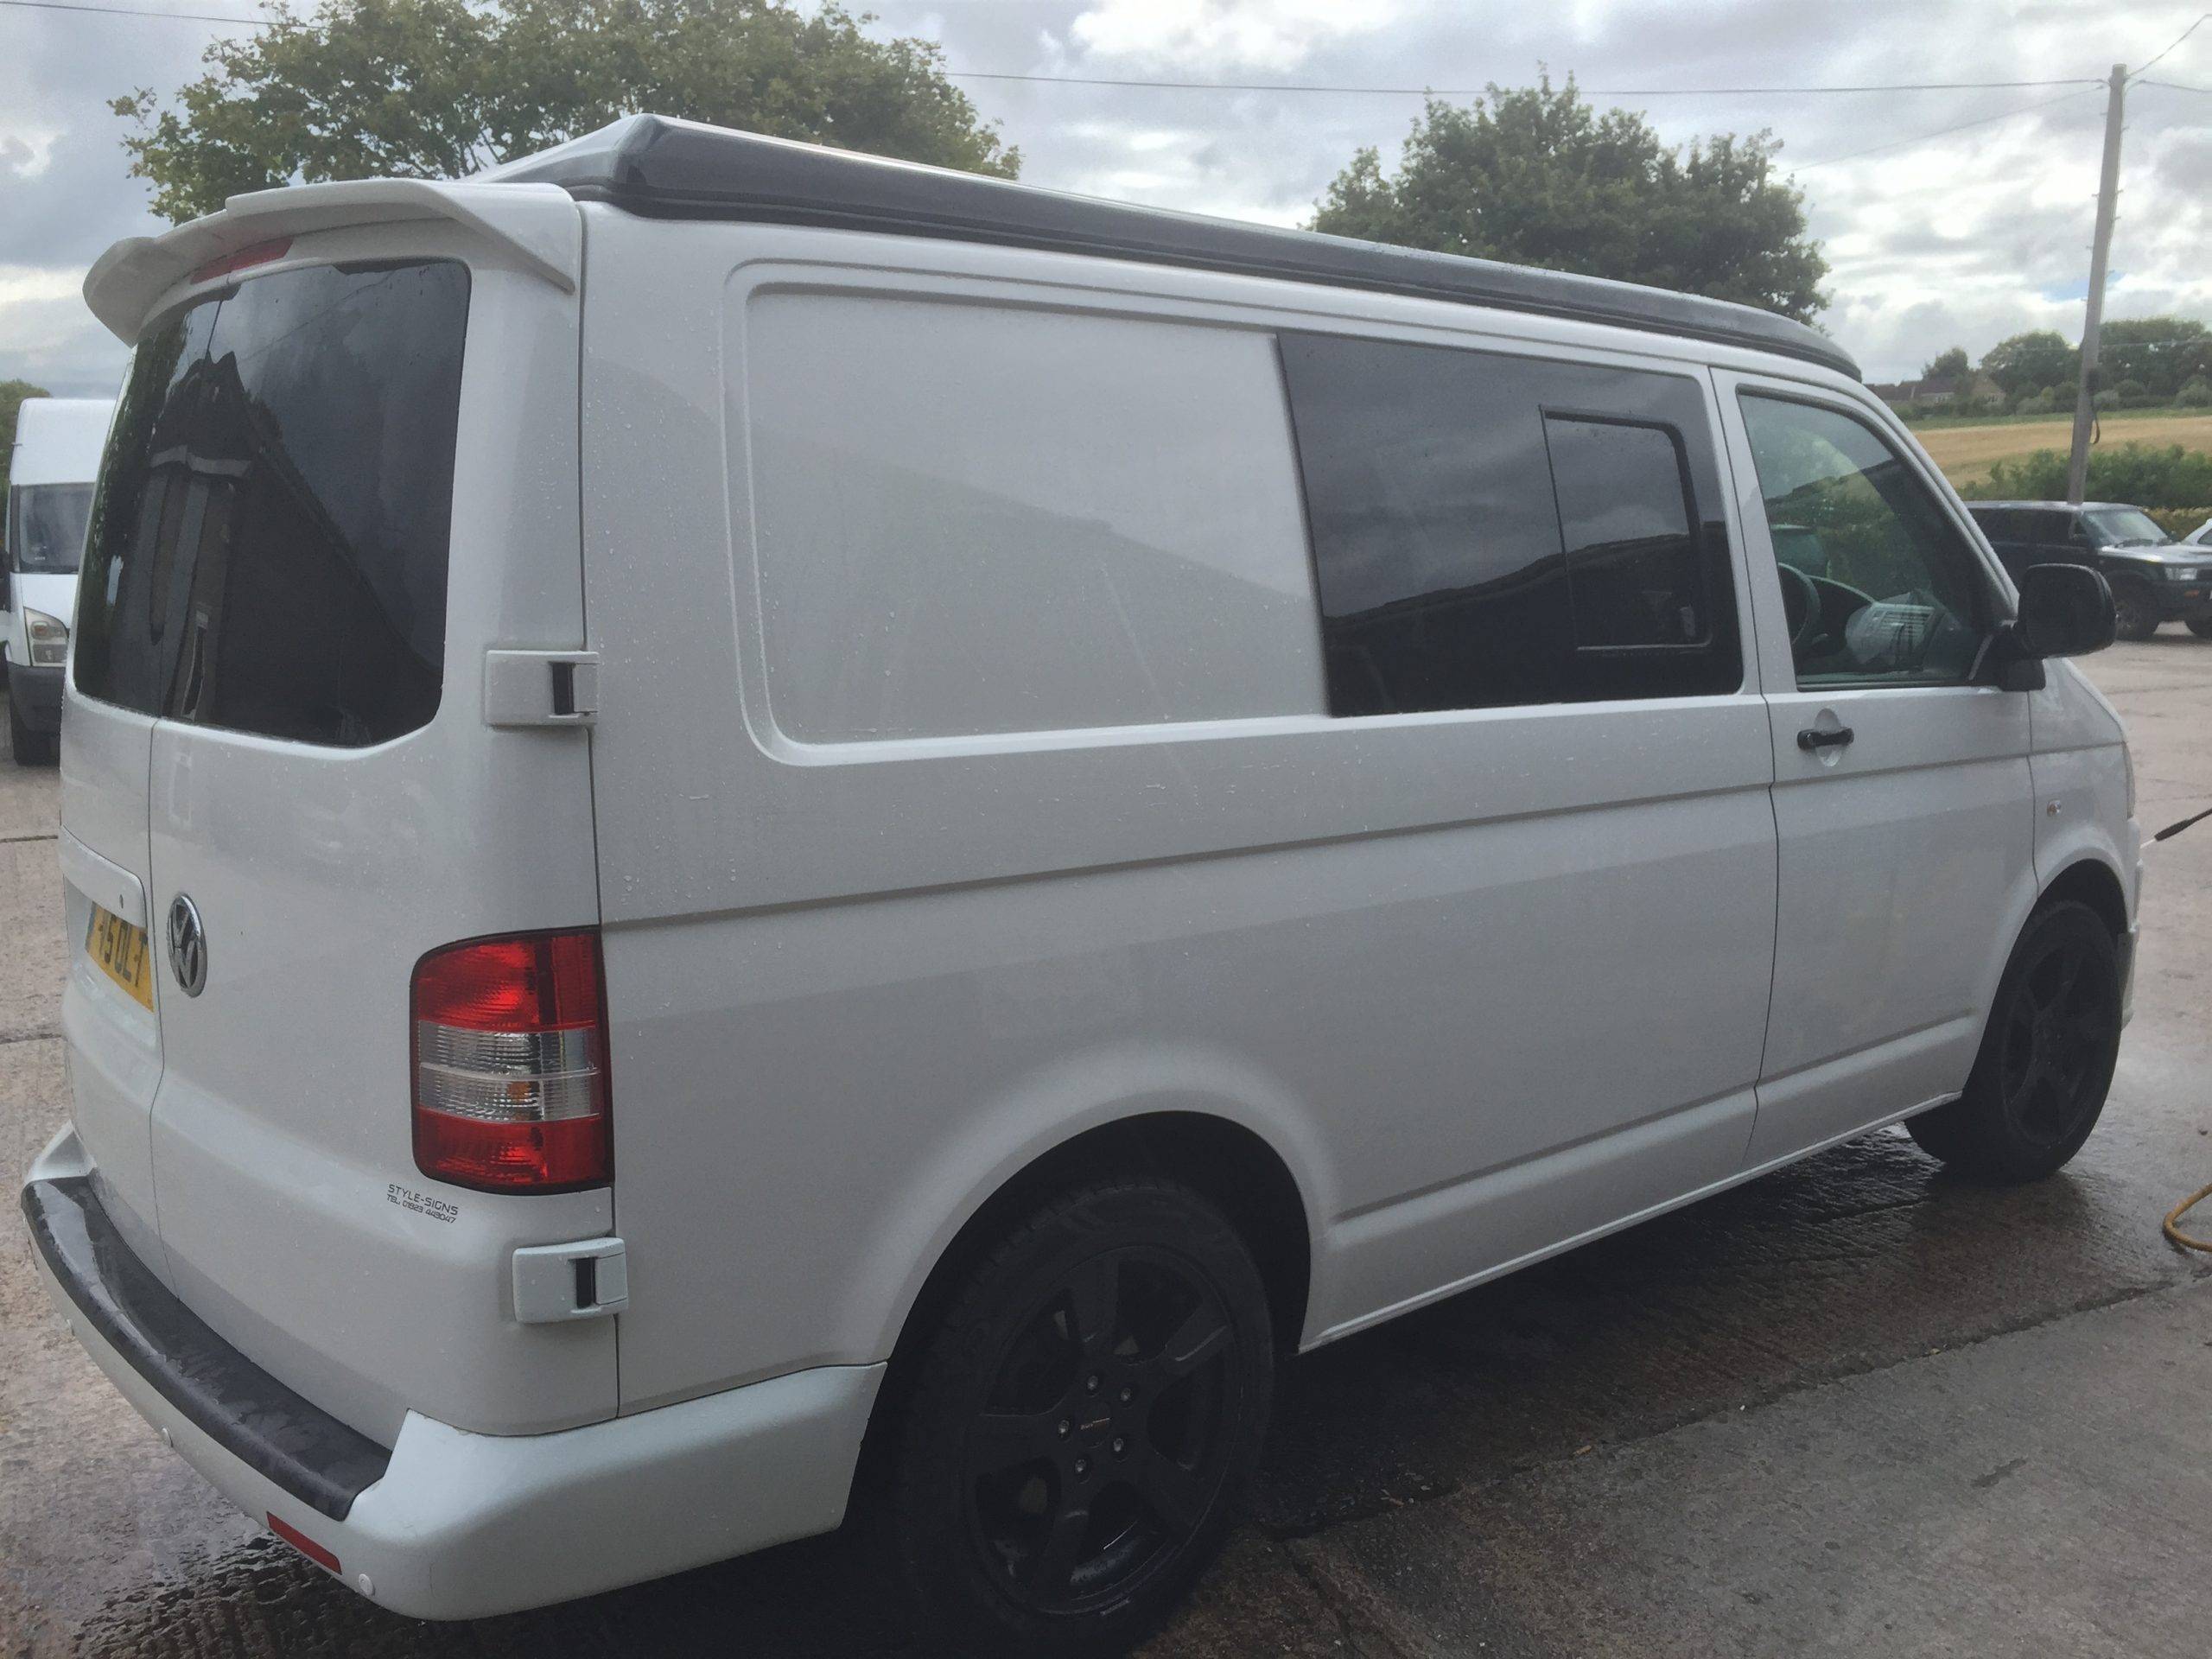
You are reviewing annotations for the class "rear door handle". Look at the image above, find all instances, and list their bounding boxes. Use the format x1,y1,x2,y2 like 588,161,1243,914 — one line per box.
1796,726,1855,752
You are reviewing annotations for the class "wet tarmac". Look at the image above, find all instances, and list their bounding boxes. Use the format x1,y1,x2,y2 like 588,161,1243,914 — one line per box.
4,639,2210,1657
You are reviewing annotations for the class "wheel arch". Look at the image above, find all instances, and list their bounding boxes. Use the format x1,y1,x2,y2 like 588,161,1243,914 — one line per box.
850,1108,1317,1495
2037,853,2129,942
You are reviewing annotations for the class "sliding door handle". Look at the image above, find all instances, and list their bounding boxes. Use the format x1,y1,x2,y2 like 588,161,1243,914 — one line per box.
1796,725,1855,753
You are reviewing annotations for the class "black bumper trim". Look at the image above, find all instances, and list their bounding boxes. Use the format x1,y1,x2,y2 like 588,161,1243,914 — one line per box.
22,1176,391,1519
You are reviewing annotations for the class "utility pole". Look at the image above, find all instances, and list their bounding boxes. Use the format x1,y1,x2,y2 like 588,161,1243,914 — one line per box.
2066,63,2127,505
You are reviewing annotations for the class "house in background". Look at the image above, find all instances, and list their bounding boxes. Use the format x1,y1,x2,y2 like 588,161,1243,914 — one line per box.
1870,372,2006,410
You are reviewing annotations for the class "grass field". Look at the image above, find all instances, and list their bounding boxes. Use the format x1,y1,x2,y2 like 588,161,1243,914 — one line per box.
1915,410,2212,490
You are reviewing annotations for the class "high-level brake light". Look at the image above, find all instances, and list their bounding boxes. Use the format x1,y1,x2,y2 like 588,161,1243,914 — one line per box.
189,237,292,284
410,931,612,1192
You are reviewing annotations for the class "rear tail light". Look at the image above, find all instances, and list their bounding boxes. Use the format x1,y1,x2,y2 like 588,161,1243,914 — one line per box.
411,930,611,1192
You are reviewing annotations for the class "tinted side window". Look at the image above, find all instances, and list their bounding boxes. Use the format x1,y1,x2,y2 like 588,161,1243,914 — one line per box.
1971,508,2021,543
1544,416,1706,648
2025,511,2069,547
1279,333,1738,716
1738,393,1990,688
76,261,469,747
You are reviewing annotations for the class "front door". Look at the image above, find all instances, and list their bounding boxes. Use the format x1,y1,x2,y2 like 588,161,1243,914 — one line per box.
1716,378,2038,1166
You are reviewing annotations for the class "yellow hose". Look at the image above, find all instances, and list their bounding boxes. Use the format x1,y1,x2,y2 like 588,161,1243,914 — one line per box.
2163,1184,2212,1254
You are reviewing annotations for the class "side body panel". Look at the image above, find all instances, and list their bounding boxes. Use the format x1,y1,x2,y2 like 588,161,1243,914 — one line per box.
582,213,1783,1410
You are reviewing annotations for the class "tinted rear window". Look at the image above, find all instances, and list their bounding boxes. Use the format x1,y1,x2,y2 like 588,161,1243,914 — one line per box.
74,260,470,746
1277,332,1738,716
8,482,93,574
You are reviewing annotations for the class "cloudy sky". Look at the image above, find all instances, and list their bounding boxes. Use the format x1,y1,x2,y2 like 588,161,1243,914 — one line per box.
3,0,2208,392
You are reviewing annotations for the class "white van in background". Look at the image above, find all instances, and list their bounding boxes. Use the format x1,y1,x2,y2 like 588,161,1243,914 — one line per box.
3,397,112,764
24,118,2136,1657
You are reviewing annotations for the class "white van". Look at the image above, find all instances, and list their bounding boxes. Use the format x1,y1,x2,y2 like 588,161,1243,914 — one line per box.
23,118,2137,1656
3,396,111,763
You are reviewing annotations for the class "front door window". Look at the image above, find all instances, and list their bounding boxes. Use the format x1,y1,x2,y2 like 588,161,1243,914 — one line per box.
1738,395,1991,688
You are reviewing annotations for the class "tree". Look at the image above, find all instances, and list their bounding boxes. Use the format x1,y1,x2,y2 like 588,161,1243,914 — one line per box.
0,381,51,496
113,0,1018,225
2097,317,2212,400
1310,76,1828,322
1920,346,1970,382
1979,331,2075,402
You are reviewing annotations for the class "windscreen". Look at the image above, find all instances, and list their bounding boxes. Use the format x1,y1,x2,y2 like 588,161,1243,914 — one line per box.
73,259,470,747
2083,507,2167,548
8,483,94,574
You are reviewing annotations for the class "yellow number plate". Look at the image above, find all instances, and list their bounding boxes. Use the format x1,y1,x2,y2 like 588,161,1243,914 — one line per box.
86,905,154,1010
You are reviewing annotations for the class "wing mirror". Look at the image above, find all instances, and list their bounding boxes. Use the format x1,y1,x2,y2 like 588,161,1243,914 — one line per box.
2017,562,2116,658
1984,563,2114,691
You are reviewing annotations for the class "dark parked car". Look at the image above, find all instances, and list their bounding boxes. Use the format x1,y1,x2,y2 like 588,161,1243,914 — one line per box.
1967,500,2212,641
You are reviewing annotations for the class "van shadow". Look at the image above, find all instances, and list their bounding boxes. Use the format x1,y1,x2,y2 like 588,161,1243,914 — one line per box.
73,1131,2149,1658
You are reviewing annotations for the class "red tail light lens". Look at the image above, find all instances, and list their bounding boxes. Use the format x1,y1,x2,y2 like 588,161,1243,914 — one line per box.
267,1512,340,1573
411,931,611,1192
189,236,292,284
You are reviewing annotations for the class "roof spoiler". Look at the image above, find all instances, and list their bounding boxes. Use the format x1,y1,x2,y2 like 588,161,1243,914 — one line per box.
82,178,580,342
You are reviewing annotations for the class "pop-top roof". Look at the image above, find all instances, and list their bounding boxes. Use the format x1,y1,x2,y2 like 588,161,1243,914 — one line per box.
492,115,1860,380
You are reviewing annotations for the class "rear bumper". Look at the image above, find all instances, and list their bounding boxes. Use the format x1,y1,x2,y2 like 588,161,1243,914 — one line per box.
6,659,62,733
2148,588,2212,622
22,1125,884,1620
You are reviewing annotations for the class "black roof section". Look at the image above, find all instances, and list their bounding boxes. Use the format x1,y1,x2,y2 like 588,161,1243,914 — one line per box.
493,116,1861,381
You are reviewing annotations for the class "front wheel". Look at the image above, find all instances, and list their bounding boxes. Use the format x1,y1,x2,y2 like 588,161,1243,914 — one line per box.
2187,617,2212,639
886,1178,1274,1658
1907,899,2121,1182
2111,583,2160,641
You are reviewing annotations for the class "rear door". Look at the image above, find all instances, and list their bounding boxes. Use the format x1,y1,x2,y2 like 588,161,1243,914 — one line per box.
1716,377,2037,1165
70,219,615,1444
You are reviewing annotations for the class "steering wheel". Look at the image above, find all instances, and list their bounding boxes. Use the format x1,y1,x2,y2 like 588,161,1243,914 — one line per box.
1777,562,1825,652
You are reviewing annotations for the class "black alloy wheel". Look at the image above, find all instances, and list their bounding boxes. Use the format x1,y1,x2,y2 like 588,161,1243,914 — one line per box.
887,1179,1273,1658
1908,899,2121,1181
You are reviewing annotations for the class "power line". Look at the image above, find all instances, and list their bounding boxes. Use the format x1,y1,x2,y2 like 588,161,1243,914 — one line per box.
2129,12,2209,79
942,68,2102,96
1794,86,2100,170
0,0,269,20
2138,76,2212,92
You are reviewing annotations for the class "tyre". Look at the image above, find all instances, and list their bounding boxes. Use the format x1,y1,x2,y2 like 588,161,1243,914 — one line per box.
1907,899,2121,1183
2111,583,2159,641
886,1178,1274,1658
7,693,54,766
2188,617,2212,639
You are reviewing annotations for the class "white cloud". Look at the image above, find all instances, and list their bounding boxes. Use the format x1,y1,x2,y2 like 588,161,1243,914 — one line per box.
1067,0,1404,74
0,265,84,307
